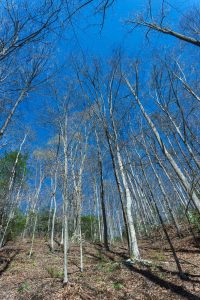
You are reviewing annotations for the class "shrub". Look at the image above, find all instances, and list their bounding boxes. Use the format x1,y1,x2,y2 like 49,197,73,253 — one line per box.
188,209,200,231
6,209,26,241
81,215,98,241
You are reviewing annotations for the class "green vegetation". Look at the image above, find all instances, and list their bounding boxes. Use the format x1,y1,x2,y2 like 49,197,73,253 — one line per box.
177,205,200,232
96,256,121,273
188,209,200,232
113,282,124,290
152,251,165,262
17,281,30,293
46,266,63,279
81,215,98,240
0,151,28,187
6,209,26,241
0,151,28,244
107,262,121,273
37,210,50,236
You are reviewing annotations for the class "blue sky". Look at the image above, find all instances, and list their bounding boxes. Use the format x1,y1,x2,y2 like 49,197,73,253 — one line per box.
64,0,197,57
15,0,198,151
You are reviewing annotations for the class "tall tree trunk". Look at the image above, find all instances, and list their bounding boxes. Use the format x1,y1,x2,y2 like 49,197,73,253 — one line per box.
50,171,57,251
142,137,182,237
104,128,130,250
96,132,109,250
140,159,186,278
125,76,200,212
60,112,69,285
115,146,140,259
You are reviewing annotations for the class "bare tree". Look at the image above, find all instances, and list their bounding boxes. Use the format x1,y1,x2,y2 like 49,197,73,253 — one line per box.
127,2,200,47
124,67,200,213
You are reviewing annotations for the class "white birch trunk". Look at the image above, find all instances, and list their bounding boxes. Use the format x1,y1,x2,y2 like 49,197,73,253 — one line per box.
125,77,200,212
116,148,140,259
60,112,69,285
50,171,57,251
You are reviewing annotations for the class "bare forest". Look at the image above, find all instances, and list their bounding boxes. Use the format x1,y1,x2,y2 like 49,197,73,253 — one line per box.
0,1,199,299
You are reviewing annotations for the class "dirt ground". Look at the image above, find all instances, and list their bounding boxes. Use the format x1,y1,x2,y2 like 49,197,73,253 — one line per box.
0,234,200,300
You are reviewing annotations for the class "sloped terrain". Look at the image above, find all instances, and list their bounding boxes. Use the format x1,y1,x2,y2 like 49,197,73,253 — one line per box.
0,235,199,300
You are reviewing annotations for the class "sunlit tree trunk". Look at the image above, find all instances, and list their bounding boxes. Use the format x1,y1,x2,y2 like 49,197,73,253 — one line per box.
139,156,185,278
142,136,182,237
60,112,69,285
50,170,57,251
104,128,131,247
115,145,140,259
125,76,200,213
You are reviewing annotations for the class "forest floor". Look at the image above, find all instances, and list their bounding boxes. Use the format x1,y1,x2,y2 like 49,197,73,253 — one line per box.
0,232,200,300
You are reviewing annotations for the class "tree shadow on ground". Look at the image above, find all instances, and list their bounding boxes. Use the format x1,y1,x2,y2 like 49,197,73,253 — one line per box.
179,257,200,268
0,248,20,276
142,246,200,254
156,265,200,283
84,250,103,261
123,262,200,300
95,244,200,300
